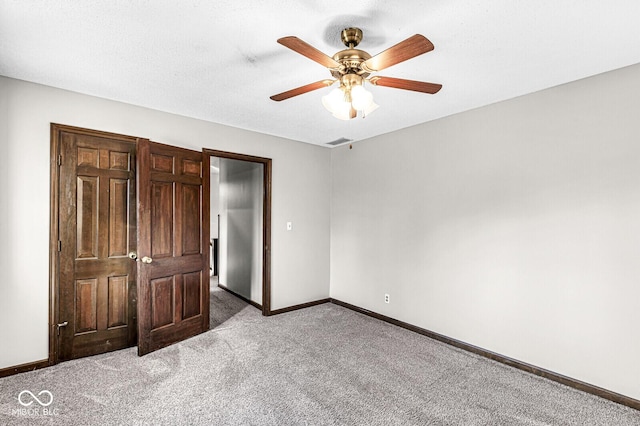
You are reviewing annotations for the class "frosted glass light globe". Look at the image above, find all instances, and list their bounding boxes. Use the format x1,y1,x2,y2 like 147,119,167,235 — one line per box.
351,85,374,111
322,88,347,113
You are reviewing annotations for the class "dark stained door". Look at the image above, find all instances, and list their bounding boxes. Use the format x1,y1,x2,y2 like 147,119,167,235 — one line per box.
57,129,137,361
136,139,210,355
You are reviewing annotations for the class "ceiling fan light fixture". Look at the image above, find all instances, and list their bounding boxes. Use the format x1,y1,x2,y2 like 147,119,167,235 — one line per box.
333,111,353,121
322,83,376,119
272,28,440,120
362,101,379,117
322,88,349,114
350,84,374,111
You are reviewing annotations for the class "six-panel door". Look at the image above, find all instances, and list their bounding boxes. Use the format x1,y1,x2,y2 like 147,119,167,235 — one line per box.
136,139,210,355
57,131,137,360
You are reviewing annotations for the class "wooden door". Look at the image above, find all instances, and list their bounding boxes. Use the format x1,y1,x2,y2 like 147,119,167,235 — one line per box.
57,128,137,361
136,139,210,355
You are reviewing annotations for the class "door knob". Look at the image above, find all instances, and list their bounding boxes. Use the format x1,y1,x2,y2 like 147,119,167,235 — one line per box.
141,256,153,264
56,321,68,336
128,251,138,260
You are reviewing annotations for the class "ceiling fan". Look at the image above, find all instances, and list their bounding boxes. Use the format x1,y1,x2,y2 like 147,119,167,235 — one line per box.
270,27,442,120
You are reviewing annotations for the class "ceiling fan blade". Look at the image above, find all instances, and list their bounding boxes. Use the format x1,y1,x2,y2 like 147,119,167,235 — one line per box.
368,76,442,94
362,34,434,72
277,36,341,69
270,79,335,101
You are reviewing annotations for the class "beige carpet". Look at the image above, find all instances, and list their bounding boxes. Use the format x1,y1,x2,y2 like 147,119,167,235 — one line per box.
0,286,638,425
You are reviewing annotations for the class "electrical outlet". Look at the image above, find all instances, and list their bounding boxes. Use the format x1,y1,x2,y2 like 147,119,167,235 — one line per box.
384,294,390,304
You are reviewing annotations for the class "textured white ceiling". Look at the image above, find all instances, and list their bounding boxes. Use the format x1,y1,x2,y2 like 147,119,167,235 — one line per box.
1,1,639,147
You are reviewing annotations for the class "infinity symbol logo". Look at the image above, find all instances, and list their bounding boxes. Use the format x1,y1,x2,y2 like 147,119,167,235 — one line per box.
18,390,54,407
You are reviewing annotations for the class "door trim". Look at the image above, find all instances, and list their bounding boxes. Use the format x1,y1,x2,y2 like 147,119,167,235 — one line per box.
204,148,272,316
49,124,140,365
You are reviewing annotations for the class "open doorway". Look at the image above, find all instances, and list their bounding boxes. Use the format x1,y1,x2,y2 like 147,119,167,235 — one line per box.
204,149,272,319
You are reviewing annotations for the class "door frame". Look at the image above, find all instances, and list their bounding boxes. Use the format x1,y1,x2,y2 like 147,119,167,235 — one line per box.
204,148,272,316
49,124,140,364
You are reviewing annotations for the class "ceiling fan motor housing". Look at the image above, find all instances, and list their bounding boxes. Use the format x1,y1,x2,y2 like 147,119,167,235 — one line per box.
331,49,372,79
330,28,372,79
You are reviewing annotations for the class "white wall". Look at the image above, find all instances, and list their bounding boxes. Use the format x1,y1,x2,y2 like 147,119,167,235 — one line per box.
0,78,8,294
218,158,263,303
0,76,331,369
331,63,640,400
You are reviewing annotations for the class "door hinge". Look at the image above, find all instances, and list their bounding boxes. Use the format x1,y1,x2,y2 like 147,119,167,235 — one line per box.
57,154,62,166
58,241,62,252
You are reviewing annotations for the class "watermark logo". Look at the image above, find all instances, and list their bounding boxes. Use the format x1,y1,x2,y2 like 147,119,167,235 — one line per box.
6,390,60,417
18,390,53,407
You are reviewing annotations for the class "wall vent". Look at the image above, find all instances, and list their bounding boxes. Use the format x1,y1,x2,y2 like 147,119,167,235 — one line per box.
326,137,352,146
